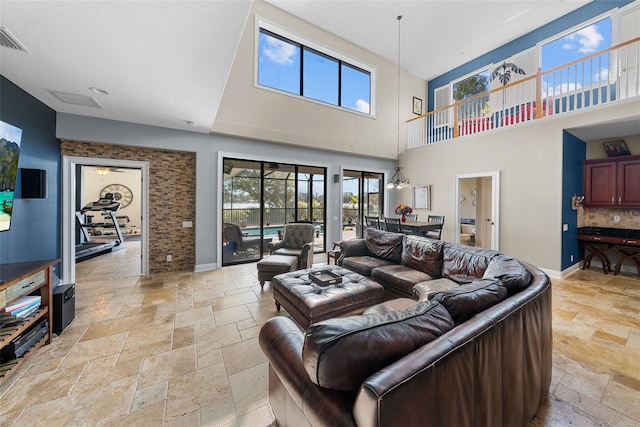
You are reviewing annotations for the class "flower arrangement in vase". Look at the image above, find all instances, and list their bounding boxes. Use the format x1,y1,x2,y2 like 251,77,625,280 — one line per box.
394,204,413,222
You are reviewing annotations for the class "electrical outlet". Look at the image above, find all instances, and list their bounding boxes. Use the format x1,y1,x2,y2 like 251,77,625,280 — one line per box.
167,254,172,262
563,224,568,232
614,215,621,222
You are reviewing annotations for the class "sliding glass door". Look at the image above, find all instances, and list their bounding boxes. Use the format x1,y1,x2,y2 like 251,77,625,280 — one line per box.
223,158,326,266
342,170,384,240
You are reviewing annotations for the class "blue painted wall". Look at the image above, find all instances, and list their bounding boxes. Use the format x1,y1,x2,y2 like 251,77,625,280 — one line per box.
562,130,586,270
0,75,61,265
427,0,633,111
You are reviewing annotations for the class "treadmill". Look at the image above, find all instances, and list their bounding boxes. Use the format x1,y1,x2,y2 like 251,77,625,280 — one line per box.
75,193,126,262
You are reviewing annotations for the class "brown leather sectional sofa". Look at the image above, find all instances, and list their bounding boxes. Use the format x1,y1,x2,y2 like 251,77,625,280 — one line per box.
259,228,552,427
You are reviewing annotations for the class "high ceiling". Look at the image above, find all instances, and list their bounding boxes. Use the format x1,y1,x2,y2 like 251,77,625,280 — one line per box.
264,0,589,82
0,0,608,136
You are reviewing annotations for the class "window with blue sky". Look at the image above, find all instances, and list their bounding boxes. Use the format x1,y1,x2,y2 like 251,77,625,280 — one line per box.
541,17,611,71
541,17,612,96
258,27,372,115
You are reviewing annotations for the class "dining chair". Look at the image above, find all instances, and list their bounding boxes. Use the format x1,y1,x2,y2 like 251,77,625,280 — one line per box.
425,215,445,239
384,217,402,233
365,215,381,230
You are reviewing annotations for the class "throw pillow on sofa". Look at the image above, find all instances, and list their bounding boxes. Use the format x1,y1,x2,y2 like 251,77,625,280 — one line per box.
401,235,444,277
441,243,500,284
302,300,454,392
364,228,404,264
429,278,508,325
484,255,532,295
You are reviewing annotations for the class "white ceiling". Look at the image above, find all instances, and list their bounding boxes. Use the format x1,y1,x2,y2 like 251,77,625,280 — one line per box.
264,0,589,82
2,0,634,140
0,0,252,134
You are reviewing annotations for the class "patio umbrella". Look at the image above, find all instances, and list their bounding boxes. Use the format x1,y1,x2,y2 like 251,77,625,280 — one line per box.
490,62,526,86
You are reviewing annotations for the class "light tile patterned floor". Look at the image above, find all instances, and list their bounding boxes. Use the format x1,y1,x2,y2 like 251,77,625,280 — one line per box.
0,242,638,426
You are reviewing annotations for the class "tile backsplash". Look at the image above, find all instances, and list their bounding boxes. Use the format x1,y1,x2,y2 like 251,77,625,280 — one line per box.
578,207,640,229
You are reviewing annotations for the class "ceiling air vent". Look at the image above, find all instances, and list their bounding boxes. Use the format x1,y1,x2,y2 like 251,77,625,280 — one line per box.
47,90,103,109
0,27,29,52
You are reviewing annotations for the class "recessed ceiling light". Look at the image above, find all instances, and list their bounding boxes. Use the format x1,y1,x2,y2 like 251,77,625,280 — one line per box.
89,87,109,95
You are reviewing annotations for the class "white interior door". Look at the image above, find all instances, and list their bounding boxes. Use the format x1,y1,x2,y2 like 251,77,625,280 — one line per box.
478,177,493,249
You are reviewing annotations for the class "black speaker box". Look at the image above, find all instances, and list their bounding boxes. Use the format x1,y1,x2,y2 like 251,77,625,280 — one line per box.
21,168,47,198
53,284,75,335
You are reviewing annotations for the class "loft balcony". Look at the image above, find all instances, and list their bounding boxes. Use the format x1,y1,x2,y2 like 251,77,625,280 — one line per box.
407,37,640,149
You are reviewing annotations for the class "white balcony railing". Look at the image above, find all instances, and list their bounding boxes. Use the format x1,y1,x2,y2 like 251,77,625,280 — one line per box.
407,37,640,149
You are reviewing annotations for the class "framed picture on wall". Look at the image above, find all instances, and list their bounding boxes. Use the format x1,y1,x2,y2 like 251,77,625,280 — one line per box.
413,185,430,210
413,97,422,115
603,140,631,157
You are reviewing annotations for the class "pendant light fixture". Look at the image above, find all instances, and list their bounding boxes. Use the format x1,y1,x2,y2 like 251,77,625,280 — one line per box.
387,15,410,190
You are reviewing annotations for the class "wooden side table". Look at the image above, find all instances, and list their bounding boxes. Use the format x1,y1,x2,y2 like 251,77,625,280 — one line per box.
327,241,342,265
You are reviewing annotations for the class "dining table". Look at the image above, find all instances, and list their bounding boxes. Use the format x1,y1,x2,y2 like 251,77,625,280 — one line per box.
400,221,443,236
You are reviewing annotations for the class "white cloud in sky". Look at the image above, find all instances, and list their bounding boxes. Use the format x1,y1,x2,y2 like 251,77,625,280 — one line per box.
565,25,604,53
355,99,370,113
263,37,296,65
595,67,609,82
556,82,583,93
562,43,574,50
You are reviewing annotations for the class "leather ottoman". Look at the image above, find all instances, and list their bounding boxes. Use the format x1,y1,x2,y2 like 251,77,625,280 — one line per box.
257,255,298,288
272,265,384,328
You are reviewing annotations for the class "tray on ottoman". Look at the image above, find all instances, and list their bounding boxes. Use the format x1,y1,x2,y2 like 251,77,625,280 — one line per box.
308,270,343,286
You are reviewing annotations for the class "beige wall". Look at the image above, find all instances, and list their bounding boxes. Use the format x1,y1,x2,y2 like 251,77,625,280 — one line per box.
213,0,426,159
398,99,640,273
586,134,640,159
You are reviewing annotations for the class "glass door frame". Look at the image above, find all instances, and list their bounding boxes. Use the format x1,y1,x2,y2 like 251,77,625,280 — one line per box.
222,157,327,267
342,169,384,239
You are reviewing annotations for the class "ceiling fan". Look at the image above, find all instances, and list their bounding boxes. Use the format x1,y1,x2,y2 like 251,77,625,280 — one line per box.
94,166,125,175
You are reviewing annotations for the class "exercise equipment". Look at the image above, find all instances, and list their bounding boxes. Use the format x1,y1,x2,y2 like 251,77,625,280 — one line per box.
75,193,126,262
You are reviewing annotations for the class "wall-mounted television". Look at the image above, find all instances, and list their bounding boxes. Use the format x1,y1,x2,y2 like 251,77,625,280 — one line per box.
0,120,22,232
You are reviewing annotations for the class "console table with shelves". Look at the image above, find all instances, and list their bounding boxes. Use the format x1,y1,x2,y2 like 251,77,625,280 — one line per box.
0,259,58,386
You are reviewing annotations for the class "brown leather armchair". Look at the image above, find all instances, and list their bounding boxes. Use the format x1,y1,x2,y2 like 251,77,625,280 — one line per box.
267,223,314,269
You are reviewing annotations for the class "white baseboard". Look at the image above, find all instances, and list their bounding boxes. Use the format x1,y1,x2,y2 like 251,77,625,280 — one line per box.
194,262,218,272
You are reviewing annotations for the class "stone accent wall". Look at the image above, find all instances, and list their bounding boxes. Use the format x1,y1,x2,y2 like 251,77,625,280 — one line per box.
61,141,196,274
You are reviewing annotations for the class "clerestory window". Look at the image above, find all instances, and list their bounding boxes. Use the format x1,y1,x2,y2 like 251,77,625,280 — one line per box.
257,23,374,115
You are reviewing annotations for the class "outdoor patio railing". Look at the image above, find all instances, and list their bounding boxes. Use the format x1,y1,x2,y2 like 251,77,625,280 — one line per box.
223,207,325,227
407,37,640,149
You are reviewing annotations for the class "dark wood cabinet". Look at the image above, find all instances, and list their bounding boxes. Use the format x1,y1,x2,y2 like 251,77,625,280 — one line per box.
617,157,640,207
584,155,640,208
